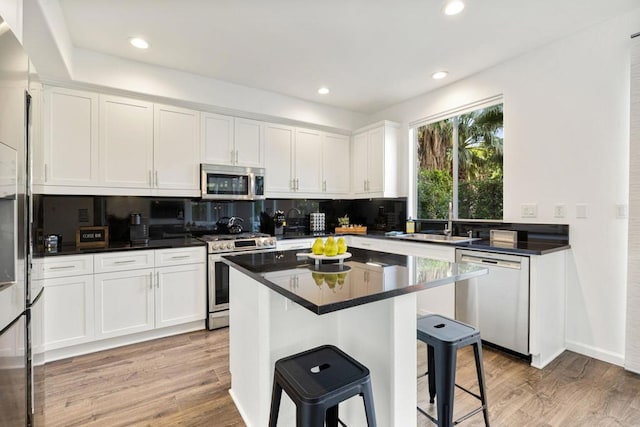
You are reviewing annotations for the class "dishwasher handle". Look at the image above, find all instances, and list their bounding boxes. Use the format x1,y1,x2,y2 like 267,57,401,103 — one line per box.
459,254,522,269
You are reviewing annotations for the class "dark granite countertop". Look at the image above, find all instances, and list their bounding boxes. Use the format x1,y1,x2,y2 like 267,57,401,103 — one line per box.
223,247,487,315
33,237,205,258
277,232,570,255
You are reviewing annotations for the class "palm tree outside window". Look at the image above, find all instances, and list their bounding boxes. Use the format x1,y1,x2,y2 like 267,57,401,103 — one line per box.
416,103,503,220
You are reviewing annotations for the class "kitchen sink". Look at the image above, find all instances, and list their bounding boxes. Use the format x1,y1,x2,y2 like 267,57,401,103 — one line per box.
389,233,481,244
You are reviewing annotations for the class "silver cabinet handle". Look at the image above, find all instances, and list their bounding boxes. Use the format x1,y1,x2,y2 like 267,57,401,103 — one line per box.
114,259,136,264
44,164,48,182
155,171,159,187
49,265,75,270
235,150,239,164
149,272,153,289
170,255,190,260
296,179,300,190
364,180,367,191
230,150,235,164
156,271,160,288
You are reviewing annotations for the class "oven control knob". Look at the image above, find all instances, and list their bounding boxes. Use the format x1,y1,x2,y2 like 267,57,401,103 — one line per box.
227,242,234,250
212,243,219,250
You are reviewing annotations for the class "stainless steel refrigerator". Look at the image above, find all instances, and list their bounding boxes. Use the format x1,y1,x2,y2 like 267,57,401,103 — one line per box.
0,15,33,427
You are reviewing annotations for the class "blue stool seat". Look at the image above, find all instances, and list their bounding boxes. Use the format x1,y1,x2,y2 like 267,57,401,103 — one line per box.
268,344,376,427
417,315,490,427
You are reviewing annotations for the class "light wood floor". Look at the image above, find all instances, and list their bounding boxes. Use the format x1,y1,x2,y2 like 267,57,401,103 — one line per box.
40,328,640,426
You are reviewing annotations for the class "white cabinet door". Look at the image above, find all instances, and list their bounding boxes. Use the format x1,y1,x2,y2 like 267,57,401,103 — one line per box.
153,104,200,194
294,128,323,193
366,126,385,193
94,269,155,339
351,132,368,195
100,95,154,189
43,275,94,350
235,118,264,167
30,83,45,187
43,87,99,186
155,263,206,328
201,112,235,165
322,133,350,195
264,123,294,194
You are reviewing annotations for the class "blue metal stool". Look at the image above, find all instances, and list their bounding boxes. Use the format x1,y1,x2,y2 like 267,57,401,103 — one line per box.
268,344,376,427
417,314,490,427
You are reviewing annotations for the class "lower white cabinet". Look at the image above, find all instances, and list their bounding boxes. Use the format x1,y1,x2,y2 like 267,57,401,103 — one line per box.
94,268,155,339
155,263,206,328
43,274,95,351
42,246,206,357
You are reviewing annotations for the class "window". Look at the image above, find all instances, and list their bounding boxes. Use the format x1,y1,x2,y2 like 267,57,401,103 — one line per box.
415,103,503,220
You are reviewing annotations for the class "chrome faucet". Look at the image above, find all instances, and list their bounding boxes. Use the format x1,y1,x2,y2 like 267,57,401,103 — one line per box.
444,202,453,238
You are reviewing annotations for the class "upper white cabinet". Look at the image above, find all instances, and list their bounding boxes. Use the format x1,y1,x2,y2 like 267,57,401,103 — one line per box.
99,95,154,190
265,123,350,198
201,113,264,168
322,132,350,194
351,121,401,198
41,87,99,188
264,123,295,194
153,104,200,196
234,118,264,167
294,127,323,193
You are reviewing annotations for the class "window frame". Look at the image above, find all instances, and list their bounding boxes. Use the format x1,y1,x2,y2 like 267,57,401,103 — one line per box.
408,95,504,221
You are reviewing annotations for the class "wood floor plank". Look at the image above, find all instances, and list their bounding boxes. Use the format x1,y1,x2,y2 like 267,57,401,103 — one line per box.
41,328,640,426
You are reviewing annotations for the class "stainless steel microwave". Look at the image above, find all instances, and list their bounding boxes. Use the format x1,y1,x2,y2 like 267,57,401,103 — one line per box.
200,164,265,200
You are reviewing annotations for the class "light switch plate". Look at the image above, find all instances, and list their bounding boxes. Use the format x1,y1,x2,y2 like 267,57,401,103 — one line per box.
553,204,566,218
576,203,588,219
521,203,538,218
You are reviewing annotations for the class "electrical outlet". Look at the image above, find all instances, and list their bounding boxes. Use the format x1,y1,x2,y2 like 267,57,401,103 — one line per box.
521,203,537,218
576,203,588,219
553,204,566,218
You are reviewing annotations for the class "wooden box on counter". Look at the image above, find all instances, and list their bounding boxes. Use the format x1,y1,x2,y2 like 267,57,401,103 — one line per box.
76,226,109,249
335,226,367,235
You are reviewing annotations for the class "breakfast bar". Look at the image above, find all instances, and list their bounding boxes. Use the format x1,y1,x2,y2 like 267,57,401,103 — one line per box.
223,248,488,427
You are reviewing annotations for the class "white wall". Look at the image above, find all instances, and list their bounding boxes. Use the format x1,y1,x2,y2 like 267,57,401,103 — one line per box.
368,8,640,365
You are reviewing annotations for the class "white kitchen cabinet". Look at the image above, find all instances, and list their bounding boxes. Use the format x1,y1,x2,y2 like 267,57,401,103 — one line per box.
322,132,350,194
99,94,154,190
43,274,94,351
93,247,205,339
201,112,235,165
264,123,295,194
153,104,200,196
41,87,99,188
201,114,264,168
275,238,316,251
234,118,264,167
94,268,155,339
351,121,401,197
265,125,349,198
294,127,323,193
155,263,206,328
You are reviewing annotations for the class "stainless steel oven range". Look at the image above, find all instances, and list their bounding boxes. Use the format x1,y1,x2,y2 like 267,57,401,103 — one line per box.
200,232,276,330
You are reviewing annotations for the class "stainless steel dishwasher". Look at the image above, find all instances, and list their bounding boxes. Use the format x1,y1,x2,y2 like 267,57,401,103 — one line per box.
455,249,530,356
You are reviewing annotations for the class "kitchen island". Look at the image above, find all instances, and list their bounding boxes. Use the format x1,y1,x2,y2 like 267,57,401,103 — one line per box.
223,248,487,427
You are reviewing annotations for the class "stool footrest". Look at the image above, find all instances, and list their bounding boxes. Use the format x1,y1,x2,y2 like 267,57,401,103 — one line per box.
454,383,482,401
417,404,488,426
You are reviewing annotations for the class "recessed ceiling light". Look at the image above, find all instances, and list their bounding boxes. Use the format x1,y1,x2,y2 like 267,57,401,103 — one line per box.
318,87,330,95
129,37,150,49
432,71,449,80
443,0,465,16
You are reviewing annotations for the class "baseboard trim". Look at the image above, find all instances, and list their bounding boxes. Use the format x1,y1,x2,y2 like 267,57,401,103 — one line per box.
229,388,253,427
565,340,625,367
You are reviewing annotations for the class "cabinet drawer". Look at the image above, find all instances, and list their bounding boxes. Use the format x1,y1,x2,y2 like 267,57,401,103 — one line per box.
42,255,94,278
94,251,155,273
155,247,206,267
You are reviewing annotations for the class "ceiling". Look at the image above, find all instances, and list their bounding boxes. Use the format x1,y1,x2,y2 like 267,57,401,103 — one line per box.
58,0,639,114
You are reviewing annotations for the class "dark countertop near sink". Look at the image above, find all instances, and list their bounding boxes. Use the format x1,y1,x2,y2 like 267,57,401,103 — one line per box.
222,247,488,315
277,232,570,255
33,237,206,258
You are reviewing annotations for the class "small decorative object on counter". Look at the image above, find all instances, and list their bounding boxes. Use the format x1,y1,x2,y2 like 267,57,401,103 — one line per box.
335,225,367,235
44,234,61,253
406,217,415,234
338,214,349,227
337,237,347,254
312,237,324,255
76,226,109,249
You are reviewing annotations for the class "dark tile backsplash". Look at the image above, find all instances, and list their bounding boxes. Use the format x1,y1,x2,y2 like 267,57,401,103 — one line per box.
33,195,408,245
